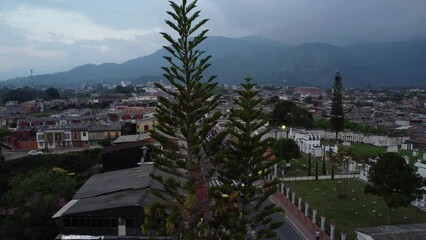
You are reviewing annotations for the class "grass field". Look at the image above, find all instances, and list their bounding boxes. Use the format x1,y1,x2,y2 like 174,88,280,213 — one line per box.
279,142,426,238
284,179,426,239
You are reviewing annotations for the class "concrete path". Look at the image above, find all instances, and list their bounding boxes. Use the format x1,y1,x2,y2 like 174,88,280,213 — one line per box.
270,192,330,240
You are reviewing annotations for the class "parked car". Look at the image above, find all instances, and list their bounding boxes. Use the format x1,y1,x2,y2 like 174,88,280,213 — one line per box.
28,150,43,156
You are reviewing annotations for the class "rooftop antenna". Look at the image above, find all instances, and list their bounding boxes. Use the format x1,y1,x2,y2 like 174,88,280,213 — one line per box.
138,146,149,168
30,69,34,89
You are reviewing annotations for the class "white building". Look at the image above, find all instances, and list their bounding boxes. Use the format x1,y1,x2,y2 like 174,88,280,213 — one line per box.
414,153,426,208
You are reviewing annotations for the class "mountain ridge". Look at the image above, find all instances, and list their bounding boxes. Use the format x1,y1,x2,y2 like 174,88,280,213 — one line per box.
2,36,425,88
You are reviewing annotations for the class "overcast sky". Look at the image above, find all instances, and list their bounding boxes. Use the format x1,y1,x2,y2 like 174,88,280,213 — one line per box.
1,0,425,79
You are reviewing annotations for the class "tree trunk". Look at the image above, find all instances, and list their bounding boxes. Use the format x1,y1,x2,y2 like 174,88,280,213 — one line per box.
308,153,312,176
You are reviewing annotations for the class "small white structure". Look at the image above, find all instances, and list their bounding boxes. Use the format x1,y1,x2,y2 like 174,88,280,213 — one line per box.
413,153,426,208
401,142,413,150
387,145,398,153
295,133,320,154
359,158,378,182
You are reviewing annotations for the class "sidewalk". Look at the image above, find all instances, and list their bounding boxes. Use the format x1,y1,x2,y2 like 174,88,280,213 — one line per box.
270,192,330,240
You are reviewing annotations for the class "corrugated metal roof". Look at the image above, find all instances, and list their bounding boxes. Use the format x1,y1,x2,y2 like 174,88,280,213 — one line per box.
355,223,426,240
53,164,187,218
74,166,151,199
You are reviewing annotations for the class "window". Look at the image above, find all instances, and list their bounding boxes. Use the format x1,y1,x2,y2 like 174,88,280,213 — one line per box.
83,132,87,137
65,133,71,140
104,218,111,227
107,132,111,139
73,132,78,140
37,134,43,141
92,218,103,228
126,218,134,227
63,218,71,227
79,218,85,227
115,132,119,138
111,218,117,227
72,218,79,227
47,133,53,142
55,133,61,140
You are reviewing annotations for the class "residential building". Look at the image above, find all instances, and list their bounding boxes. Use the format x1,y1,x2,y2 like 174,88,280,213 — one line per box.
136,117,156,134
36,126,89,150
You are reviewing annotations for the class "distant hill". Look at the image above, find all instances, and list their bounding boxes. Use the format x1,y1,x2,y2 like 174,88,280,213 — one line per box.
2,36,426,88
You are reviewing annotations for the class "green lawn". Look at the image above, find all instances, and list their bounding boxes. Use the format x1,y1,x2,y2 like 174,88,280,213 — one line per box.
284,179,426,239
339,143,386,160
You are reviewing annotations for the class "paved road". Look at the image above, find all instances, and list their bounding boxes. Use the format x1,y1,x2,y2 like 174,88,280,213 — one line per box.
258,198,306,240
1,147,28,160
267,198,306,240
1,146,102,161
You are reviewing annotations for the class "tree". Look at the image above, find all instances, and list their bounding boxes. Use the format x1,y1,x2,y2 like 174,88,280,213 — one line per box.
212,77,282,239
264,95,279,106
330,71,344,141
304,96,313,104
149,0,221,238
0,169,76,240
365,153,425,224
46,87,60,100
270,100,313,128
115,85,133,94
2,88,36,103
272,138,301,166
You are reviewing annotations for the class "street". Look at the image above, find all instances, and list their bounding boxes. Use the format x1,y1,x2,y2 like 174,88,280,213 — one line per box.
256,197,306,240
1,145,102,161
266,198,306,240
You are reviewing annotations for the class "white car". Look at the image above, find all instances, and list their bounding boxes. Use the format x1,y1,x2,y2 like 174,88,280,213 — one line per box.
28,150,43,156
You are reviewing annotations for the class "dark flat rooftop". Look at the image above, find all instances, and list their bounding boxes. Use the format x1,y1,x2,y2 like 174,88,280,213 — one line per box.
53,164,187,218
356,223,426,240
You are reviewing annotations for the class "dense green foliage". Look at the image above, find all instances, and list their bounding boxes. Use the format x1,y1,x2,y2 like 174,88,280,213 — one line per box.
46,87,60,100
1,169,76,207
272,138,301,164
313,119,389,135
0,87,44,103
330,71,344,140
270,100,313,128
213,77,282,239
0,149,101,200
148,0,221,238
343,121,388,135
0,149,100,240
115,85,134,94
0,170,76,240
365,153,426,223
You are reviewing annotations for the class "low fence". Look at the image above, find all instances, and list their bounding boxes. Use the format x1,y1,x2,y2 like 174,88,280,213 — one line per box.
283,173,359,182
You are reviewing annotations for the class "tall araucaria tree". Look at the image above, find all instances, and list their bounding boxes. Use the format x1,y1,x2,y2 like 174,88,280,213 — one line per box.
211,77,283,239
147,0,221,238
330,71,344,141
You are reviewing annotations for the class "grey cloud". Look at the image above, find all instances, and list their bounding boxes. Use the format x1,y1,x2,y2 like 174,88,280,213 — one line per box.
198,0,426,44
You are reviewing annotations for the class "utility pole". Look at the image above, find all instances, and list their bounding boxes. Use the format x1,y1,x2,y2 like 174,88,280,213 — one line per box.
31,69,34,89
